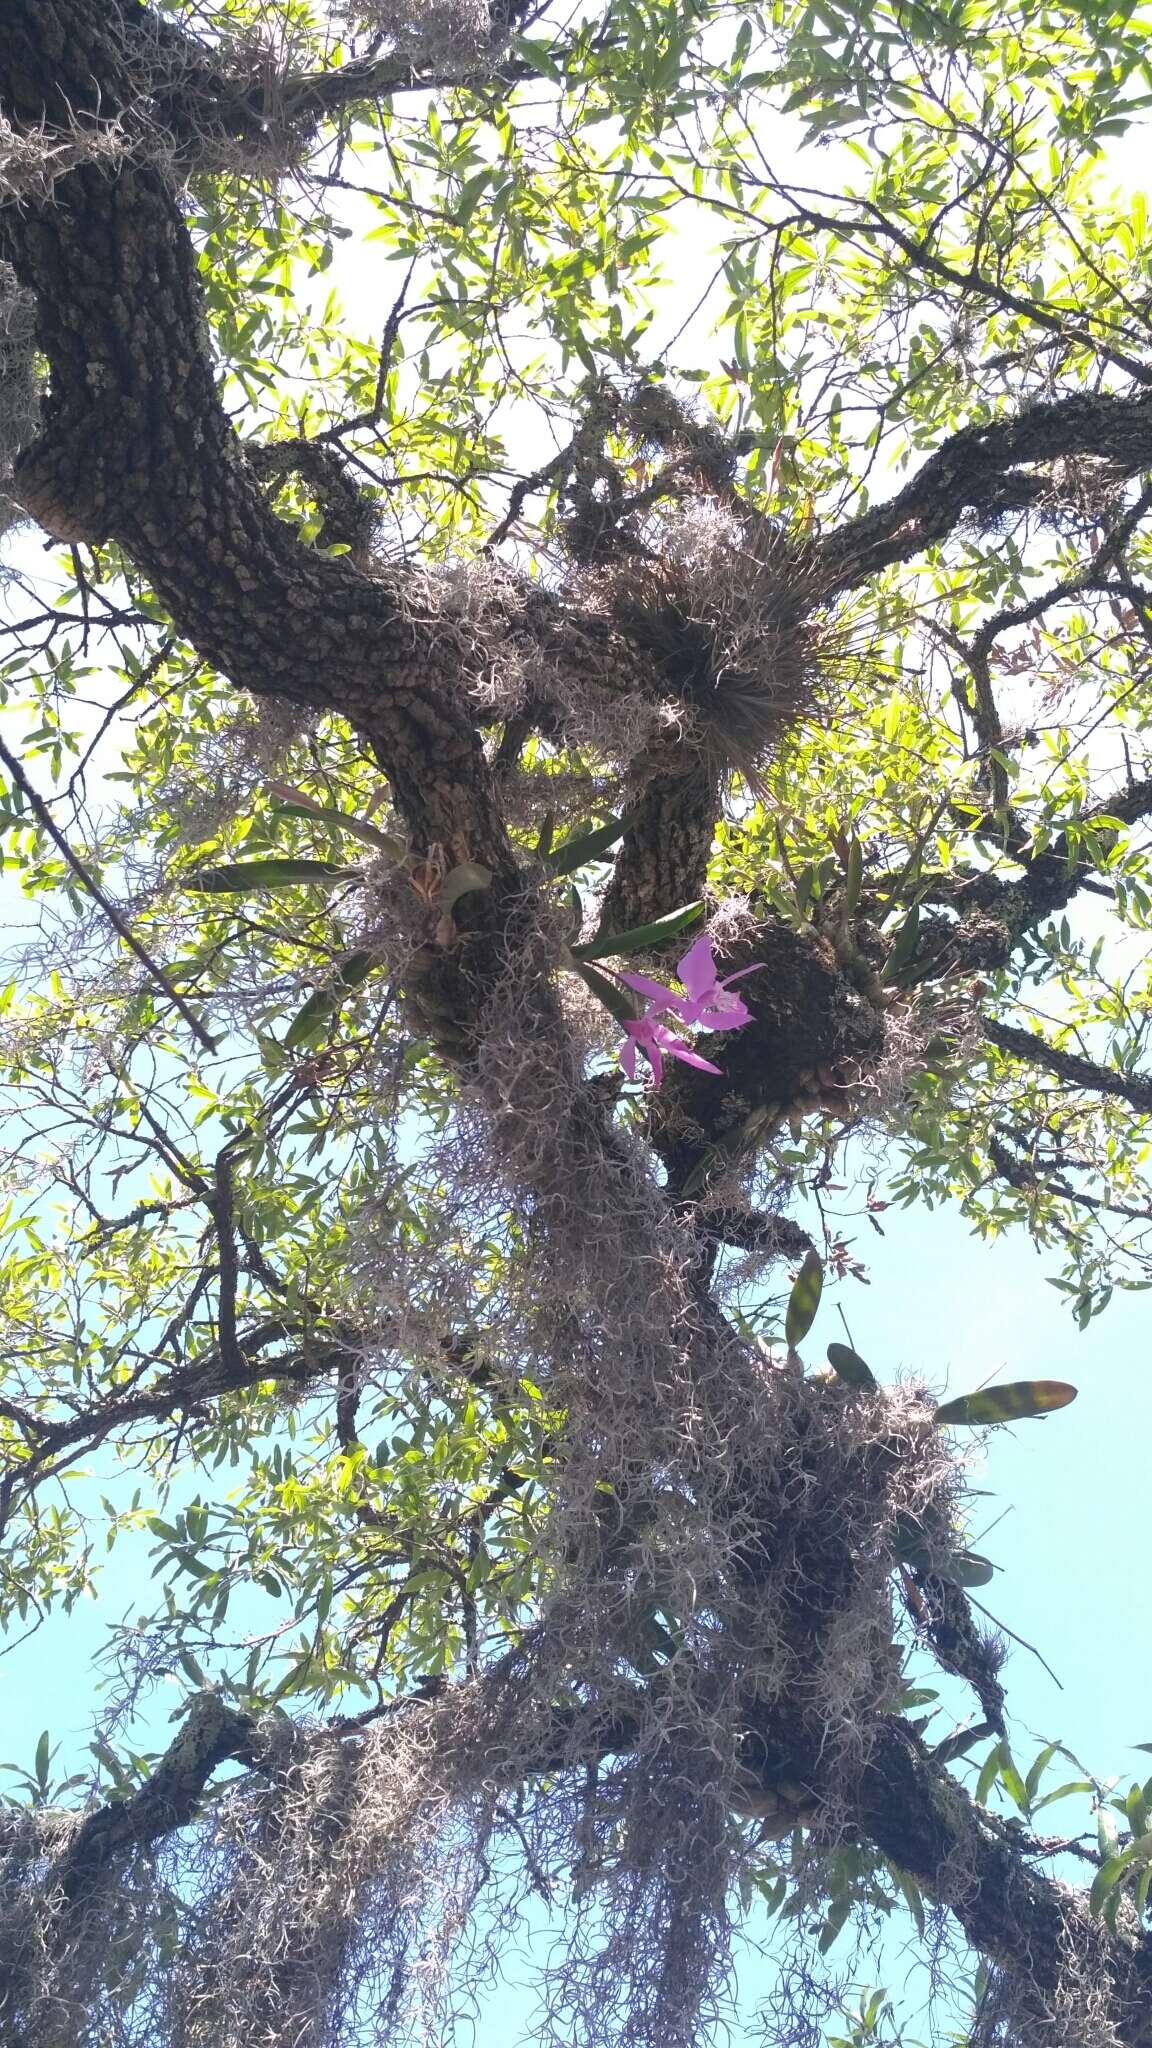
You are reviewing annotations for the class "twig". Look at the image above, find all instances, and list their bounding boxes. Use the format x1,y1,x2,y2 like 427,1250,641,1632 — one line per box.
0,730,217,1054
968,1595,1064,1690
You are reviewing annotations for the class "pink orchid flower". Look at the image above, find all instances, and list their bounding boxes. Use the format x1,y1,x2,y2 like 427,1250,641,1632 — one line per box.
621,934,761,1033
618,1011,723,1088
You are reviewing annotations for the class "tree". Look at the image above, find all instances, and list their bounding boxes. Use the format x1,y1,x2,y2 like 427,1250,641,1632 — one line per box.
2,0,1152,2040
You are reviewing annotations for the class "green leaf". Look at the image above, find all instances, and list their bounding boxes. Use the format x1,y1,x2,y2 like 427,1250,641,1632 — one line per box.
785,1251,823,1349
270,800,404,857
186,859,357,893
34,1730,51,1792
976,1742,1003,1807
887,1861,925,1937
844,836,863,917
944,1551,995,1589
1091,1845,1141,1917
1032,1780,1096,1813
335,948,380,992
1127,1783,1151,1838
569,956,641,1025
999,1751,1030,1814
881,903,921,983
546,815,627,875
1099,1806,1121,1863
1025,1743,1059,1803
818,1891,852,1954
440,862,493,909
573,901,704,961
932,1381,1077,1426
825,1342,876,1389
284,990,339,1051
284,950,380,1050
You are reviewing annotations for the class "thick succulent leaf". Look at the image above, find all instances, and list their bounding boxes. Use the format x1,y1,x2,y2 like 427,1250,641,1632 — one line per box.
569,956,642,1024
944,1552,996,1589
881,902,921,983
271,801,405,857
547,815,627,875
1090,1835,1152,1917
284,950,380,1049
186,859,358,893
844,837,863,917
785,1250,823,1349
933,1381,1077,1427
573,901,704,961
440,862,494,908
826,1342,877,1389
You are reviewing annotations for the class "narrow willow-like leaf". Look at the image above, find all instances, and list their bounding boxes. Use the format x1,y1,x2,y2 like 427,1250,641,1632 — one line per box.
785,1250,823,1349
933,1381,1077,1427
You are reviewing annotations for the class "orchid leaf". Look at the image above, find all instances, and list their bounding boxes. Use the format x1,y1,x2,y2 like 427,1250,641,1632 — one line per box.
439,862,493,909
946,1552,995,1589
1090,1838,1152,1918
569,956,642,1024
547,815,627,875
844,837,863,917
933,1381,1077,1427
826,1342,876,1389
283,950,380,1050
573,901,704,961
269,796,405,857
881,903,921,983
186,859,358,893
785,1251,823,1349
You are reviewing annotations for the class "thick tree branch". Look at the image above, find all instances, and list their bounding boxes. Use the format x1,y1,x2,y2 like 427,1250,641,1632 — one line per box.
52,1694,259,1905
21,1673,1152,2046
1,1,509,869
814,389,1152,596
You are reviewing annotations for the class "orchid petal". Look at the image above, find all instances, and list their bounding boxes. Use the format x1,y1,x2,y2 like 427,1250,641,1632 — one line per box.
691,995,754,1032
666,1043,724,1075
675,934,717,1001
619,971,683,1008
651,1022,723,1076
